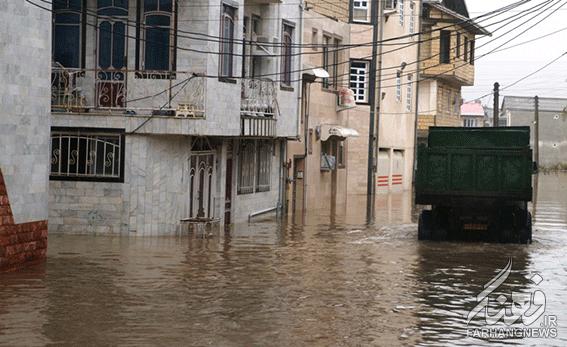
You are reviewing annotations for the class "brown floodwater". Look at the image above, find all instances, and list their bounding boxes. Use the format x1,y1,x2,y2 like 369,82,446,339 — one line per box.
1,174,566,346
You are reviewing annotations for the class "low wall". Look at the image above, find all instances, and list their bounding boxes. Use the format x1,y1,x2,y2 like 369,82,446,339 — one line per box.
0,169,48,271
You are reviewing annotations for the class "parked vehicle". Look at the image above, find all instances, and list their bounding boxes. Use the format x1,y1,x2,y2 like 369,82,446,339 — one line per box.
415,127,534,243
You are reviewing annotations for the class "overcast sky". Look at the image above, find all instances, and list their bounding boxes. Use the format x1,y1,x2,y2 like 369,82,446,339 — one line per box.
461,0,567,103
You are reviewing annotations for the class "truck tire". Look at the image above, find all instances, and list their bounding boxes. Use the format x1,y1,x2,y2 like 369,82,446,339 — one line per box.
418,210,433,241
519,212,533,244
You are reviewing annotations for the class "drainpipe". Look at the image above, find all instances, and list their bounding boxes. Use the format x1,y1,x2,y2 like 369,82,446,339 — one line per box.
296,1,305,140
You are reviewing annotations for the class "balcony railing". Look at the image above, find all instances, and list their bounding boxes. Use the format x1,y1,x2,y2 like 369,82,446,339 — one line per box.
51,64,206,117
240,78,277,118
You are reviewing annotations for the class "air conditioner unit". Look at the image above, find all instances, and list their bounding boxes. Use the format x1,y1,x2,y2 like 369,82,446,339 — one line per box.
251,36,277,57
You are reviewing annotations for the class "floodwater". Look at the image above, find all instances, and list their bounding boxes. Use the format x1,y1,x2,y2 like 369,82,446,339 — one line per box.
1,174,566,346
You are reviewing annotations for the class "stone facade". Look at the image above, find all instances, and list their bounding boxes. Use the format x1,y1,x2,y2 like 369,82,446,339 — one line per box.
0,1,51,270
0,1,51,224
48,0,300,233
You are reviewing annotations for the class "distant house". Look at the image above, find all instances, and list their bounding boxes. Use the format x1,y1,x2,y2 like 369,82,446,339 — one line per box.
501,96,567,169
461,100,485,127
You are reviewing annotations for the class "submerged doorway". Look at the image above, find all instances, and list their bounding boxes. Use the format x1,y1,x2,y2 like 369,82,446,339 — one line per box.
188,138,216,219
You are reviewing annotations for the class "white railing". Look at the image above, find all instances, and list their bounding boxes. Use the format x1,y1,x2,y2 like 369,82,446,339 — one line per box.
240,78,277,118
51,64,206,116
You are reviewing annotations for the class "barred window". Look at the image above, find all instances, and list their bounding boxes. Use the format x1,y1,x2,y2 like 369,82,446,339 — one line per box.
256,141,272,192
281,23,294,86
220,4,236,77
50,128,125,182
322,35,331,88
350,60,369,103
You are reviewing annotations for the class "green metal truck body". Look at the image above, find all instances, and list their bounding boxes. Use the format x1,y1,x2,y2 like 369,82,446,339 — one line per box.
415,127,533,243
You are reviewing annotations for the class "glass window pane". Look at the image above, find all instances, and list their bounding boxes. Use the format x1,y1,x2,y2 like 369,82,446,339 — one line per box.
99,21,112,69
113,22,126,69
54,25,81,68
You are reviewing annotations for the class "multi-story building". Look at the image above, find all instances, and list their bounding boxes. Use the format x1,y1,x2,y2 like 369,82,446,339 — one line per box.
0,1,51,269
461,100,485,127
417,0,489,140
349,0,421,193
49,0,301,233
285,0,355,215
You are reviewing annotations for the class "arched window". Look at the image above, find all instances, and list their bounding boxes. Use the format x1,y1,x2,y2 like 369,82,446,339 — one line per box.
97,0,128,71
138,0,176,72
53,0,85,68
220,5,236,77
281,23,294,86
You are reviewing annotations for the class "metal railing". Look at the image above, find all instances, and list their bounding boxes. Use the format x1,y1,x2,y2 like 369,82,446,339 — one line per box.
240,78,277,118
51,64,206,116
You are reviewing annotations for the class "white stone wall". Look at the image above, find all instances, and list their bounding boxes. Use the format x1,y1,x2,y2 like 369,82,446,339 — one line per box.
0,1,51,223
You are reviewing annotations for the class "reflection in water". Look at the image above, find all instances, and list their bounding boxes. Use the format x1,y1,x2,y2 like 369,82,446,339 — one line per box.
0,174,566,346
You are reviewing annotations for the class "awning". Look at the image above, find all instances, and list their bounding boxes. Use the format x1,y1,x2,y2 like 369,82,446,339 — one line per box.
320,124,360,141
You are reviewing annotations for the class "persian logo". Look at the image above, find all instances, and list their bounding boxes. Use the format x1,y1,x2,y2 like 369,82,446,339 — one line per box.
465,258,558,339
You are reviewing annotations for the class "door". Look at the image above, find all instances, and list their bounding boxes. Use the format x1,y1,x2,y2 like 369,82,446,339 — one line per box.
188,152,216,219
96,1,128,108
225,157,233,224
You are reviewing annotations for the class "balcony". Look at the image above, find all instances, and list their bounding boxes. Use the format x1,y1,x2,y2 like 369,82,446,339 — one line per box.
240,78,277,137
420,58,475,86
51,64,206,117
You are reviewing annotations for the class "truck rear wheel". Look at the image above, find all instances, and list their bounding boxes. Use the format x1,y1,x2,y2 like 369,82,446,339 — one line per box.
418,210,433,241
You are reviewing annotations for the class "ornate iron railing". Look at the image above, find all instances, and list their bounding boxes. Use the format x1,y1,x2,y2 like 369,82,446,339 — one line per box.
51,64,206,117
240,78,277,118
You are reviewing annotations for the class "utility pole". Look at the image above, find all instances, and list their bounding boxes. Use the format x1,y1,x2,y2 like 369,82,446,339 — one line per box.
366,0,384,218
493,82,500,127
534,95,540,168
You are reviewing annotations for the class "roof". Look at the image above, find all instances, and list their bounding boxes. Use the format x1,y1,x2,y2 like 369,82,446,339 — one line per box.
501,95,567,112
424,0,491,36
461,101,485,116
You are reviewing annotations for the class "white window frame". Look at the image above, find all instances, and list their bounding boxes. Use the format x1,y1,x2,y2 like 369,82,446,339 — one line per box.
352,0,370,23
384,0,397,11
350,60,369,103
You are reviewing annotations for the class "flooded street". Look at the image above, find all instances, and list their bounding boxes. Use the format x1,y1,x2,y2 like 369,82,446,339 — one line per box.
1,174,566,346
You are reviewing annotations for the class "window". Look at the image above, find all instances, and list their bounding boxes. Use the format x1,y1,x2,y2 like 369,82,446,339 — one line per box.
238,140,272,194
332,38,341,89
238,141,255,194
321,141,336,171
456,33,461,59
352,0,370,23
439,30,451,64
139,0,175,72
311,29,319,51
350,60,369,103
337,141,345,168
464,36,469,63
50,128,125,182
409,3,415,34
220,4,236,77
406,74,413,111
385,0,397,11
256,141,272,192
470,40,475,65
396,71,402,102
322,35,331,88
53,0,85,68
281,23,294,86
399,0,404,26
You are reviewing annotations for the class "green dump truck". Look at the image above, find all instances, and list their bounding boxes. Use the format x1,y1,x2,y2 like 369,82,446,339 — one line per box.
415,127,534,243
